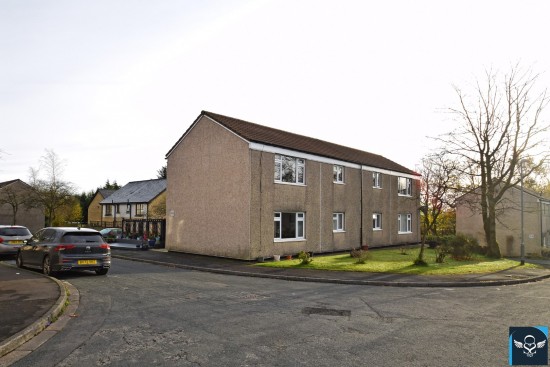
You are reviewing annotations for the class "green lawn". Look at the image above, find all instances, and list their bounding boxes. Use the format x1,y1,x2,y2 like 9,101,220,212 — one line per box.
255,247,540,275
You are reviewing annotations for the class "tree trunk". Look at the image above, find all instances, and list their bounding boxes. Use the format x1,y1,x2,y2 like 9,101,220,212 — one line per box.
10,205,18,225
484,199,501,258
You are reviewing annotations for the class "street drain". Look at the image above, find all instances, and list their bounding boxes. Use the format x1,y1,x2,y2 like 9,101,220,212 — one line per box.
302,307,351,317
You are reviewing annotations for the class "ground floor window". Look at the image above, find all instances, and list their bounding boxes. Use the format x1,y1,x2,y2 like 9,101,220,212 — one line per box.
333,212,345,231
332,213,345,232
136,204,146,217
274,212,305,240
398,213,412,233
373,213,382,230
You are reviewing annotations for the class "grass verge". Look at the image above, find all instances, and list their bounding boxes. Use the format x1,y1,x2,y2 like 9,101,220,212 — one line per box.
255,247,541,275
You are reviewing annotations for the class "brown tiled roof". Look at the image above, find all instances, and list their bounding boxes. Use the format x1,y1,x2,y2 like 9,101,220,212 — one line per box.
168,111,418,176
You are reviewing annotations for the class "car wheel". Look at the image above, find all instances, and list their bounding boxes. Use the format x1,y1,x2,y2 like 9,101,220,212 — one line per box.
16,251,24,268
95,268,108,276
42,256,55,276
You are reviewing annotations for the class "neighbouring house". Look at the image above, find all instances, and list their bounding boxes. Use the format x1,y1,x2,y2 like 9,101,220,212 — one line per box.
456,187,550,256
98,179,167,242
98,179,167,226
87,189,116,226
0,179,44,232
165,111,421,260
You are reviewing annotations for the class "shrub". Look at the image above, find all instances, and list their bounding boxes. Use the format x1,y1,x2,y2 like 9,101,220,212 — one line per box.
447,234,482,260
425,234,441,249
542,247,550,259
426,234,484,261
350,248,371,264
297,251,313,265
434,245,449,263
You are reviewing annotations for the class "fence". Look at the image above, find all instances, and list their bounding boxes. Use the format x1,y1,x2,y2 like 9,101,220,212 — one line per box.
87,219,166,247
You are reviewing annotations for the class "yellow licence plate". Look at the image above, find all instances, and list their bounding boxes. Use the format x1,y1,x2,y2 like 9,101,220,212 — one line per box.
78,260,97,265
8,240,23,245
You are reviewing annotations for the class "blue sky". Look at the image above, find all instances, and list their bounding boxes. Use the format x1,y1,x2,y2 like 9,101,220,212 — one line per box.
1,0,549,192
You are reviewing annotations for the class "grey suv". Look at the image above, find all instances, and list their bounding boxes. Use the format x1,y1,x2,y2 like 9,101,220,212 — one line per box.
16,227,111,276
0,225,32,256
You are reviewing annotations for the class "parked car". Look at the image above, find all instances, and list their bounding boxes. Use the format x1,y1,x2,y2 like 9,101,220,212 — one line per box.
0,225,32,256
16,227,111,276
99,228,122,243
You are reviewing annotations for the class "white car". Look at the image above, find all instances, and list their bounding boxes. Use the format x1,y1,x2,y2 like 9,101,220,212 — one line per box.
0,225,32,256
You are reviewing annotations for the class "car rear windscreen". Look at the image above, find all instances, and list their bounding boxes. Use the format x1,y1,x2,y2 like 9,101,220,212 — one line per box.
61,233,103,243
0,228,31,236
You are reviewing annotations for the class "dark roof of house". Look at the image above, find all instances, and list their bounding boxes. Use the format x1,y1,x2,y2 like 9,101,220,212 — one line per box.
100,179,166,205
0,179,32,190
97,189,116,199
167,111,418,176
0,179,22,189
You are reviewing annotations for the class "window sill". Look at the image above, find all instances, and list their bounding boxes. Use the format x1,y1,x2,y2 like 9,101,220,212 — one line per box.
373,186,382,190
333,230,346,233
398,194,412,197
274,181,306,187
274,238,306,243
398,231,413,235
373,228,382,231
333,181,345,185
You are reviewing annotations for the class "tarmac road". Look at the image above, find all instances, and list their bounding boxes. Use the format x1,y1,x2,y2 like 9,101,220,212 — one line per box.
0,250,550,366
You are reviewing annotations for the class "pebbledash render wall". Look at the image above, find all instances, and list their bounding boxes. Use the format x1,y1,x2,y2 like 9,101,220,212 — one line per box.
166,112,420,260
166,116,252,258
456,187,550,257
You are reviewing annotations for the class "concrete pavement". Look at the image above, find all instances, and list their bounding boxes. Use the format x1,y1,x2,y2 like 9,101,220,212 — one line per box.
1,248,550,361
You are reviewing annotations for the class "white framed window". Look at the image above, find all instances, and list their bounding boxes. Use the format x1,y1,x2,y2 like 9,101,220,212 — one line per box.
398,213,412,233
275,154,305,184
398,177,412,196
333,165,344,183
274,212,305,240
333,213,345,231
373,213,382,230
373,172,381,188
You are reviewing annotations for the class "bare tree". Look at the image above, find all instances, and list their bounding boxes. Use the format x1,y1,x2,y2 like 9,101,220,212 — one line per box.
28,149,75,226
436,66,550,258
0,181,33,225
416,153,459,264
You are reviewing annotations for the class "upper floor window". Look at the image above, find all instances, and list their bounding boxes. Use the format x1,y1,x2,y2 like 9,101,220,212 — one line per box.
373,213,382,230
398,177,412,196
333,165,344,183
274,154,305,184
373,172,381,188
333,213,345,232
136,204,146,217
274,212,305,240
398,213,412,233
